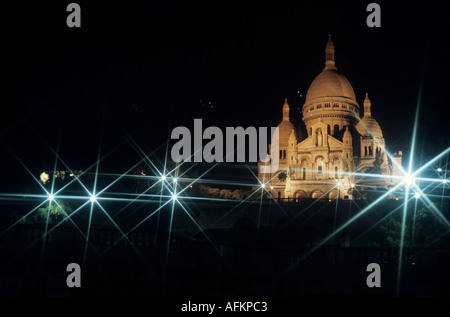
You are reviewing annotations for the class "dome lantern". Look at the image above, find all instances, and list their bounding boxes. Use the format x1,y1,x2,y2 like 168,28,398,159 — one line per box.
325,33,336,69
278,98,296,150
282,98,290,122
364,92,372,117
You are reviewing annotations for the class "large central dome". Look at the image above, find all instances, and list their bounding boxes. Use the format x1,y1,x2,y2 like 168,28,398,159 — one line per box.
304,34,357,105
302,35,360,134
305,67,357,104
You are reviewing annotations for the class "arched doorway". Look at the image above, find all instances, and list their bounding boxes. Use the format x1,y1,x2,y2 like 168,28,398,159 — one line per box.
329,190,338,200
295,190,307,202
311,190,324,199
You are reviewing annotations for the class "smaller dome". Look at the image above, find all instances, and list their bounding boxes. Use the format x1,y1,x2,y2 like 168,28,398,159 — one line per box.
356,93,383,138
289,129,297,140
278,98,296,147
356,116,383,138
343,126,352,139
278,121,296,144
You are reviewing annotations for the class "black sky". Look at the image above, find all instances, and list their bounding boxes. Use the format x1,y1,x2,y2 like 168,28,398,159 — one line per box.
1,1,449,189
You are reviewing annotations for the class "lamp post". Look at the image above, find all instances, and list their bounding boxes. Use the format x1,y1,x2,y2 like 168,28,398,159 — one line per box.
409,192,420,268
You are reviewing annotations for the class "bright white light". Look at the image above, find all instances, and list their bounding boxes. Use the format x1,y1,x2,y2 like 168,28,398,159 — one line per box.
90,195,97,203
48,194,55,201
404,174,415,187
437,168,443,172
173,178,178,183
443,179,447,184
414,192,421,199
161,175,166,181
350,183,355,188
337,181,341,186
270,186,274,190
172,194,177,200
261,183,266,188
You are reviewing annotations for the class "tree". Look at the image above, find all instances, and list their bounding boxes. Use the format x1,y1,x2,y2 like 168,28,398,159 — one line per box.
376,214,408,247
198,184,250,200
22,201,73,226
375,202,450,247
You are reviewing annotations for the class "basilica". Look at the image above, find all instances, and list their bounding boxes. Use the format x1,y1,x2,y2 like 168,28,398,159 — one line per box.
258,35,403,200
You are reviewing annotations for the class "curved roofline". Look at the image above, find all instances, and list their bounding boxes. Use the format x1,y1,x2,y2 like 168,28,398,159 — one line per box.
305,69,357,105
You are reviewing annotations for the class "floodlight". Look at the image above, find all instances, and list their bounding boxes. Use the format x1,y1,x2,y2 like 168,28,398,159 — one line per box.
404,174,415,187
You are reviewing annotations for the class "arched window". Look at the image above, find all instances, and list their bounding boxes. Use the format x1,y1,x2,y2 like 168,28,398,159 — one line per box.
334,124,339,136
335,166,338,179
327,125,331,135
280,150,283,159
364,146,368,156
283,150,286,159
316,156,324,175
369,146,373,156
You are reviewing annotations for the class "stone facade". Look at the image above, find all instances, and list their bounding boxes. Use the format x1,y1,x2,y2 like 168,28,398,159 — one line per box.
258,35,402,200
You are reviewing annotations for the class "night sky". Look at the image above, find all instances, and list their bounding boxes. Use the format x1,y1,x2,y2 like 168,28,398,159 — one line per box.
2,1,449,190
